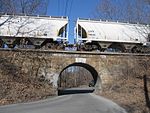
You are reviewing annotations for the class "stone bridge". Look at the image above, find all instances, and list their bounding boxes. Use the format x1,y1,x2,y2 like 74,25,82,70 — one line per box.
0,49,150,94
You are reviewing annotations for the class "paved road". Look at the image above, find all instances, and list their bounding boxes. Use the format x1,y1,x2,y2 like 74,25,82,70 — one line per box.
0,93,127,113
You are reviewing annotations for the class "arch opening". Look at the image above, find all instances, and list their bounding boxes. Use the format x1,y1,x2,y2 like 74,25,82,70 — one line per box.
58,63,100,95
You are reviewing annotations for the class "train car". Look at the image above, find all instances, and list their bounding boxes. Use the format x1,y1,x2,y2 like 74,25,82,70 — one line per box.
75,18,150,52
0,14,68,49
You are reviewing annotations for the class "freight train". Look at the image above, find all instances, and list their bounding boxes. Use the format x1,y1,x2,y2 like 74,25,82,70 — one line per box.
0,14,150,53
0,13,68,49
76,18,150,53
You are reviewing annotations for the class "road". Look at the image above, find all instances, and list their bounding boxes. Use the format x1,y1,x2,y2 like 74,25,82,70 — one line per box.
0,93,127,113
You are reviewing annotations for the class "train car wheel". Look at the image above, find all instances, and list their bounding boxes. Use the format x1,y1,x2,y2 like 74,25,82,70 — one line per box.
131,47,138,53
57,44,65,50
7,44,15,48
91,43,101,52
84,43,92,51
42,42,58,50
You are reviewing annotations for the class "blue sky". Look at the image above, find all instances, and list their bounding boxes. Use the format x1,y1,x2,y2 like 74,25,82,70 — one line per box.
47,0,100,43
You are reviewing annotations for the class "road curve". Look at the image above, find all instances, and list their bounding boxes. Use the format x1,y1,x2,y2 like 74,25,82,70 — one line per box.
0,93,127,113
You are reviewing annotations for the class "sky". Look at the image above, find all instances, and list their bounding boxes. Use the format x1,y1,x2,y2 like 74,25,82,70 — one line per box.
47,0,100,43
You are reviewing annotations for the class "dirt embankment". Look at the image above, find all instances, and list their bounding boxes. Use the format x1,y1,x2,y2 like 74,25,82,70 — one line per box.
99,75,150,113
0,57,55,105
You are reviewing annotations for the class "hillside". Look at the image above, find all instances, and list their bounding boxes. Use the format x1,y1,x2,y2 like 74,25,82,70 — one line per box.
0,57,55,105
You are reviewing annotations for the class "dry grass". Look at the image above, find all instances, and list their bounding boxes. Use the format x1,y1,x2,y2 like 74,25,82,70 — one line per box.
99,76,150,113
0,73,55,105
0,58,55,105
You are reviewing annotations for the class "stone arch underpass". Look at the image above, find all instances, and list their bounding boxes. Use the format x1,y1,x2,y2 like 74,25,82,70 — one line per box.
57,63,101,95
1,50,150,96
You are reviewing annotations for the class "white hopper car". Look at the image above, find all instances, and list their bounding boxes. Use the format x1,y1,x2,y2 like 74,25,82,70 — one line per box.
76,18,150,52
0,14,68,49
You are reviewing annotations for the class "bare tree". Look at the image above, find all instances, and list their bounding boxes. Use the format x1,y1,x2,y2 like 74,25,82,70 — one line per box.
0,0,50,48
59,66,93,88
0,0,49,15
145,0,150,4
94,0,116,20
94,0,150,23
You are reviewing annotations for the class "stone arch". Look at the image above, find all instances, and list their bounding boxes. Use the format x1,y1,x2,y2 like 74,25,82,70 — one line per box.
58,62,101,91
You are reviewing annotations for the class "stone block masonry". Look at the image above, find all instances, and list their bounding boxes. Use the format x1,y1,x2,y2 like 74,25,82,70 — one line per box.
0,49,150,93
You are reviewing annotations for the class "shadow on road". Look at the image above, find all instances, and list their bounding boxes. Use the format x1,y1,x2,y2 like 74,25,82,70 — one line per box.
58,87,95,96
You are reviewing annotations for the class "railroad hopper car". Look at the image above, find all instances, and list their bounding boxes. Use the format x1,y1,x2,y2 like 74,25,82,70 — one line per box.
76,18,150,52
0,14,68,49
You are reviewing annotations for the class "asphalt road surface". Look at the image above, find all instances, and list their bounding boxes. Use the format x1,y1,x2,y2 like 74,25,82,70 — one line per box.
0,93,127,113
